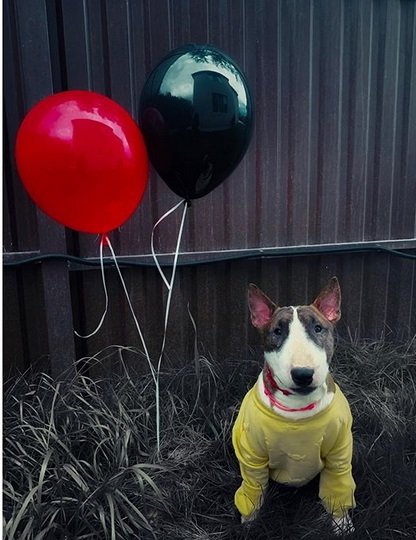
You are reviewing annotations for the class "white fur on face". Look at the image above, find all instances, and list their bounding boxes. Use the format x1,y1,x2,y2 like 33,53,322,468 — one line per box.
265,307,329,390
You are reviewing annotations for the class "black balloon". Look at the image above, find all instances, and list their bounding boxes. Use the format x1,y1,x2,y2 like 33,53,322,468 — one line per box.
139,44,253,200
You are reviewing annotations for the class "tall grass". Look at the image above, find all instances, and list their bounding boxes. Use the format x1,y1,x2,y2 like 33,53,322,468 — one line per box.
3,338,416,539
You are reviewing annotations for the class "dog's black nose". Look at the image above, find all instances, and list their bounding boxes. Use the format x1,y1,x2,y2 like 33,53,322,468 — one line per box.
291,368,314,387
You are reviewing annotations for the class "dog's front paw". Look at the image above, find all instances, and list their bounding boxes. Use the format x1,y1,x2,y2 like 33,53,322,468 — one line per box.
238,492,264,525
332,514,354,535
241,511,258,525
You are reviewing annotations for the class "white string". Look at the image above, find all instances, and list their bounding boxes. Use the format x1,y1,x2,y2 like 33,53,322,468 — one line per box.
74,235,108,338
155,201,188,372
151,199,185,290
105,236,156,384
74,233,156,383
74,198,189,456
152,199,188,454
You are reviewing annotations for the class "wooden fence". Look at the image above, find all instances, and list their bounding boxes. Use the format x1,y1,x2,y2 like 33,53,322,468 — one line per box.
4,0,416,378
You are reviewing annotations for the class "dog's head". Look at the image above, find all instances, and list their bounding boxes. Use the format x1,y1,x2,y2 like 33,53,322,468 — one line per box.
248,277,341,394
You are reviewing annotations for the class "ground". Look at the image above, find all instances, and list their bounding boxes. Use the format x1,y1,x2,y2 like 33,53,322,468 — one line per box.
3,338,416,539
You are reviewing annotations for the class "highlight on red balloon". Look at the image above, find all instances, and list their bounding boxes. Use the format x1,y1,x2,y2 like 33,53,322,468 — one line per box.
15,90,149,234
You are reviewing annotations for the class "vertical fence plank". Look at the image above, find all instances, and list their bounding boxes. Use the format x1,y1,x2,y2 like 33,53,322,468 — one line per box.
13,0,76,378
3,0,39,252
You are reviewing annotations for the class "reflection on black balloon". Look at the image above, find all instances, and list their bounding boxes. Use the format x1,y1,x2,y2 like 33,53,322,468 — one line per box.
139,44,253,200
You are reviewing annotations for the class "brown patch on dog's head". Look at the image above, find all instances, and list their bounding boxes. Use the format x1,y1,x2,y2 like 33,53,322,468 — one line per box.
263,307,294,352
297,305,336,362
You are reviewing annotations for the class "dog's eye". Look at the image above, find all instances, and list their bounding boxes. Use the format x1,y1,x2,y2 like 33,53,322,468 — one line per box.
274,327,282,336
314,324,322,333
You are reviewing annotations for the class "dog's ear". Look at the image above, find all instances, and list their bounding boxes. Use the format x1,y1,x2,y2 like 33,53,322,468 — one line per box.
312,277,341,323
248,284,277,328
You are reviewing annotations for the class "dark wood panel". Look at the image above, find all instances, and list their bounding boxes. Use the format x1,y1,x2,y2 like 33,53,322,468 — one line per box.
3,267,49,376
3,271,26,376
5,0,416,256
393,1,416,240
59,252,416,379
12,0,76,377
342,0,371,243
3,0,40,252
3,0,416,378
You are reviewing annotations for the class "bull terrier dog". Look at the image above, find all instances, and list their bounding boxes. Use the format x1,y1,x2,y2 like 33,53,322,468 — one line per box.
232,277,355,535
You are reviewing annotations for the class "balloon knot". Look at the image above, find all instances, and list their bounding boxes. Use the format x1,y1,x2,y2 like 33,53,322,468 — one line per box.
185,199,192,208
100,234,110,247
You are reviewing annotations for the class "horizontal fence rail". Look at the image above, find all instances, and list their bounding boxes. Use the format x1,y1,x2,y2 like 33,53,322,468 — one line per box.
4,239,416,267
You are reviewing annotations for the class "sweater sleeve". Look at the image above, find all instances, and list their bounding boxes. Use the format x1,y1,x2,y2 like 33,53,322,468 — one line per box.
232,413,269,518
319,415,356,518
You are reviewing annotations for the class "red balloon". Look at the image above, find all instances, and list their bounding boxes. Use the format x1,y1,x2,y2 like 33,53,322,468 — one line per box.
15,90,149,234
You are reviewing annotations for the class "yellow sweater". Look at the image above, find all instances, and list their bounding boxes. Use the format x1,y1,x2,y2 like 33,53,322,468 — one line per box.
232,383,356,518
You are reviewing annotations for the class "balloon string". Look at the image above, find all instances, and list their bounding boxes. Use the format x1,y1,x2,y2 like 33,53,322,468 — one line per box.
152,199,188,455
105,236,156,384
151,199,185,290
74,235,109,338
74,234,156,385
